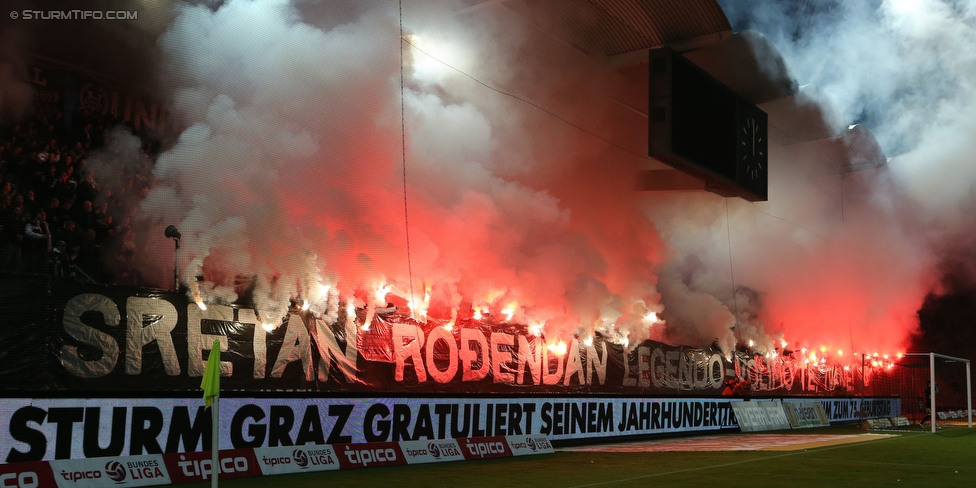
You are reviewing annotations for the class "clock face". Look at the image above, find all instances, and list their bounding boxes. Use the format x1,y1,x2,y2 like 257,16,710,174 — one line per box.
740,117,765,180
735,101,768,201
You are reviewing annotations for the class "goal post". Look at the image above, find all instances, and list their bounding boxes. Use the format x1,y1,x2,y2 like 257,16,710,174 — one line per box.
903,352,973,433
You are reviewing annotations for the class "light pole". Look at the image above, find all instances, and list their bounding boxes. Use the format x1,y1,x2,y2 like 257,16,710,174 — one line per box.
165,225,181,290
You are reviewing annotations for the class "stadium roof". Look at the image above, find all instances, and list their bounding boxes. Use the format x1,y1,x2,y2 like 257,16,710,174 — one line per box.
455,0,732,60
459,1,888,179
8,0,886,178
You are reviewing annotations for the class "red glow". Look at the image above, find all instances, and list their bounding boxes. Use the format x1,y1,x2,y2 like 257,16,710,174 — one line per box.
144,1,934,363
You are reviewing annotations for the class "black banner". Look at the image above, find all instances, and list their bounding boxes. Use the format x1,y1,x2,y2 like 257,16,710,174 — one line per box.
0,273,862,395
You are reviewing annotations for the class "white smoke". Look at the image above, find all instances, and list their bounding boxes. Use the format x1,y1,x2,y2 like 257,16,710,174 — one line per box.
133,0,663,344
123,0,975,359
663,0,976,355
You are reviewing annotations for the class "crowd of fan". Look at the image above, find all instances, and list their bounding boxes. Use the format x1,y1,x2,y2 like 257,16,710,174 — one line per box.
0,104,157,285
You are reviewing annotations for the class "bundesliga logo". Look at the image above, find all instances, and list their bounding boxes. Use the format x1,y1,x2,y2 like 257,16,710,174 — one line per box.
105,461,126,482
427,442,441,458
526,437,537,451
292,449,309,468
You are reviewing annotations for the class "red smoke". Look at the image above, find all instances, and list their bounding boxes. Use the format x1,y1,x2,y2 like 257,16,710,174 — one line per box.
97,0,956,365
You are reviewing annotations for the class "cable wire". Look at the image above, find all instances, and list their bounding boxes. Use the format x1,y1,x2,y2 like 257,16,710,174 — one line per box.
749,202,830,243
726,198,741,342
399,0,415,304
401,37,649,161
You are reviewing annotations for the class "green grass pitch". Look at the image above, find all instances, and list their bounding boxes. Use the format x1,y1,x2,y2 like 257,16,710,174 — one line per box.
184,424,976,487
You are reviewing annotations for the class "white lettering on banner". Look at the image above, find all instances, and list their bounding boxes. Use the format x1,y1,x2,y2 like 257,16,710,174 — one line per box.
730,401,792,432
0,473,38,488
125,297,180,375
563,340,584,386
425,326,458,384
647,348,724,390
50,292,870,396
60,294,121,378
586,342,609,385
490,333,515,384
516,335,542,385
465,441,506,458
1,397,732,460
312,315,360,384
343,446,398,467
459,328,489,382
0,397,899,461
188,305,248,378
270,314,312,379
809,398,900,422
58,294,269,381
542,342,565,385
176,455,248,480
392,324,426,382
735,355,798,392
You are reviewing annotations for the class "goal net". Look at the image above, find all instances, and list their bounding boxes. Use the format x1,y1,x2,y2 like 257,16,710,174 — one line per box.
863,353,972,432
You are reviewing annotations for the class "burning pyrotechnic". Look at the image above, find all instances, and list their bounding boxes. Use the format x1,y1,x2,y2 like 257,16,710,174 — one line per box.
112,0,973,366
547,341,568,357
501,303,518,322
528,322,544,337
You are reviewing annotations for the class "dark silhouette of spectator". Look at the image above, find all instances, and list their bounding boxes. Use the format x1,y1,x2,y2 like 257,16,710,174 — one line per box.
44,197,64,228
108,248,138,286
1,102,161,284
23,189,36,210
94,213,115,246
10,194,25,213
72,199,97,229
23,209,52,273
51,172,76,202
1,182,14,200
50,240,70,277
54,220,83,255
0,206,26,271
75,228,101,281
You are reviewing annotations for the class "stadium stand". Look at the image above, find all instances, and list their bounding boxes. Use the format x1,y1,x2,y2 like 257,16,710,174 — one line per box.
0,103,157,285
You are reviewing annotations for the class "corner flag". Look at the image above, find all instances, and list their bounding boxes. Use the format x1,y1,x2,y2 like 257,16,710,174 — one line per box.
201,339,221,409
